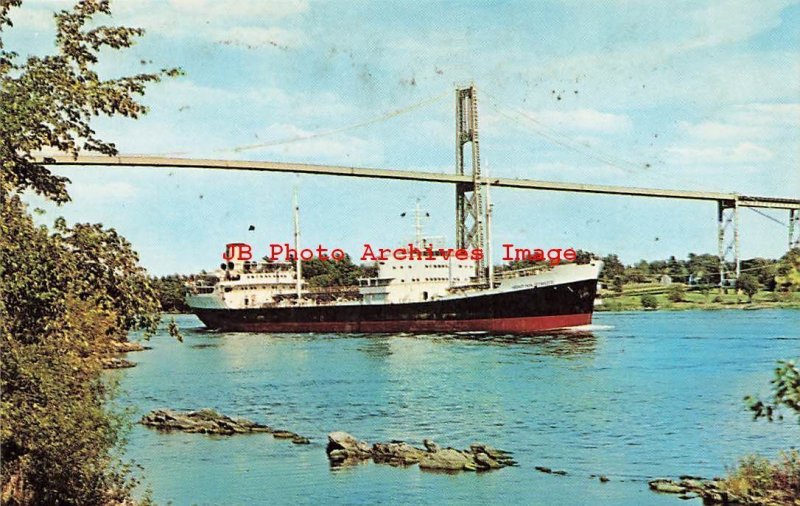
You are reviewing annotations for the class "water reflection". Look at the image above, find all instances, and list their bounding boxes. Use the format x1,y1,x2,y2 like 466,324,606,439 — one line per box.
429,331,598,357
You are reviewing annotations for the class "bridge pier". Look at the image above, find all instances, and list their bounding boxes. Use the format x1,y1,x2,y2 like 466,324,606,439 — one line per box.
790,209,800,250
717,198,740,288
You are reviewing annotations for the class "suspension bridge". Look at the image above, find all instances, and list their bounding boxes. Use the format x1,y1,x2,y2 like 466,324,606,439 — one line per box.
38,86,800,286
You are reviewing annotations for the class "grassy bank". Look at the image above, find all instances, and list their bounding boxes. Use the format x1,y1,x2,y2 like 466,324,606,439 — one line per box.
597,288,800,312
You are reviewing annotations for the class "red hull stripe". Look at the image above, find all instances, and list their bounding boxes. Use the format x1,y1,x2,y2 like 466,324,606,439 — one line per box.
218,313,593,334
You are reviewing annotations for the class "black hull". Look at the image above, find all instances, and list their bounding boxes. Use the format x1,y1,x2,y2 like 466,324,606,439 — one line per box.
191,278,597,334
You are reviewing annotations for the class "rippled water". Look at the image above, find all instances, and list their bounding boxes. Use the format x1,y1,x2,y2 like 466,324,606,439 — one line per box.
115,310,799,505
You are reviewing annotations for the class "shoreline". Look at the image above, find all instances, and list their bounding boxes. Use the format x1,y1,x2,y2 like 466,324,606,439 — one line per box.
596,301,800,312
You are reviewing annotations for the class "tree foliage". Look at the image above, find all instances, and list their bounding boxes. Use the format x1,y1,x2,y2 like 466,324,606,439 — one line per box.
1,196,159,504
1,1,178,503
0,0,180,203
302,254,377,287
736,273,760,302
150,275,190,313
640,294,658,309
745,360,800,425
600,254,624,281
775,248,800,292
667,283,686,303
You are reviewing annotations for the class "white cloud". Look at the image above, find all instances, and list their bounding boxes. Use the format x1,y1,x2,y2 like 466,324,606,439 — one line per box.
245,123,383,165
678,103,800,143
679,0,795,50
678,121,767,142
529,109,633,134
666,142,774,164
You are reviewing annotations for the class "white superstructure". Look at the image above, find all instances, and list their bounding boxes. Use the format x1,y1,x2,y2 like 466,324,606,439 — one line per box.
186,259,304,309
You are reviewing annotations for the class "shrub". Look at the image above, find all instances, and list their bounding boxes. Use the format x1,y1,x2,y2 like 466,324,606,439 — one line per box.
640,294,658,309
736,273,760,302
722,451,800,503
667,284,686,302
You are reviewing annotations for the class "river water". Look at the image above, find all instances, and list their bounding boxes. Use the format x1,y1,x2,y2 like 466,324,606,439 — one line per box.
116,310,799,505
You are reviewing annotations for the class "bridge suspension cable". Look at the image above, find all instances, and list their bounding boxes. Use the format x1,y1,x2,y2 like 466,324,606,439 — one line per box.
225,90,451,153
747,207,787,227
480,90,654,176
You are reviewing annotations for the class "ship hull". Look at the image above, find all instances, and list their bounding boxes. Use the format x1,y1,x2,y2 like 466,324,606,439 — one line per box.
191,278,597,334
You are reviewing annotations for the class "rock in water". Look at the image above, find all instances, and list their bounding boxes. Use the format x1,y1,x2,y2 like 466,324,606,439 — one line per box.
140,409,272,435
423,438,440,452
325,432,515,472
272,430,311,444
101,357,136,369
418,448,474,471
291,435,311,445
474,452,502,470
371,442,426,465
647,477,745,504
648,479,688,494
326,432,372,464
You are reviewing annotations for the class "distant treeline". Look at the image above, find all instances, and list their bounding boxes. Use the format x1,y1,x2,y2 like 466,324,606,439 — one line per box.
599,248,800,291
153,248,800,312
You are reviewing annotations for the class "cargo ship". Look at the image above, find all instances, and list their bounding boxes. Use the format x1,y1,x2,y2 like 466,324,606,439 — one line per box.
186,255,600,334
186,200,602,334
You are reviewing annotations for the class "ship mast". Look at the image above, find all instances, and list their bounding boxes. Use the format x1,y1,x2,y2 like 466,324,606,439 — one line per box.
414,199,423,247
293,187,302,302
485,161,494,288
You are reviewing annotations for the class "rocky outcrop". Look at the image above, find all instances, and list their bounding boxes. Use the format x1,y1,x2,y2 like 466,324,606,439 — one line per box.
648,477,753,504
100,340,150,369
139,409,310,444
141,409,273,434
534,465,568,475
111,340,149,353
272,429,311,444
326,431,372,464
419,448,476,471
325,432,516,472
372,441,426,465
101,357,136,369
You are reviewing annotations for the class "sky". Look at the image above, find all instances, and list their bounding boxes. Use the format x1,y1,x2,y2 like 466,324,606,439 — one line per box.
7,0,800,275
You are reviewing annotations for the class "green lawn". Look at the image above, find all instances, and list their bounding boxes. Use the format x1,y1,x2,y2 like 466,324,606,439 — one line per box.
597,286,800,312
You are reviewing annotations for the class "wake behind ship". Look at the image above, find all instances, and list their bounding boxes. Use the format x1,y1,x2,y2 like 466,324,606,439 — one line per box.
186,242,602,334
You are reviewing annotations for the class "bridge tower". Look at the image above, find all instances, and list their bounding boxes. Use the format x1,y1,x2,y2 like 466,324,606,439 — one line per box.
790,208,800,250
717,198,740,288
455,85,486,282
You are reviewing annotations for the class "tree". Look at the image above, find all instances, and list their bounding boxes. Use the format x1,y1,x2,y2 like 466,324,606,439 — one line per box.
612,275,624,294
666,255,688,279
0,0,180,202
1,1,178,503
151,275,190,312
736,273,759,302
623,267,648,283
667,283,685,303
745,360,800,425
775,248,800,292
601,254,625,281
741,257,778,290
640,294,658,309
301,254,374,287
686,253,720,285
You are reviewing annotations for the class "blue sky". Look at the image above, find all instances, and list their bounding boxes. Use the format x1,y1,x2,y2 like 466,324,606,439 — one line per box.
8,0,800,275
